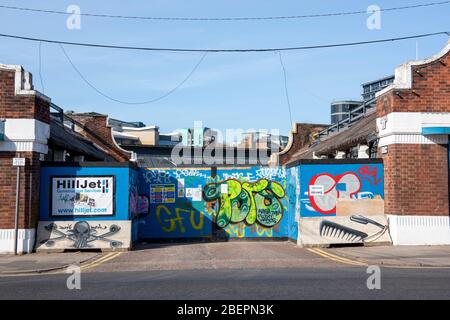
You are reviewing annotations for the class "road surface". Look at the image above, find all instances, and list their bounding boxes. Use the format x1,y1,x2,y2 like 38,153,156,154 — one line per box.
1,266,450,299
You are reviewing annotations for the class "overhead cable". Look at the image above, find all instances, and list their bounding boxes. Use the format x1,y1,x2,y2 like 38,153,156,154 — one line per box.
0,31,448,53
0,1,449,21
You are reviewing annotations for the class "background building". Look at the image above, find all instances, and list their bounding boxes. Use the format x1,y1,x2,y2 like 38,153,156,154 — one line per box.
330,100,363,124
362,75,394,101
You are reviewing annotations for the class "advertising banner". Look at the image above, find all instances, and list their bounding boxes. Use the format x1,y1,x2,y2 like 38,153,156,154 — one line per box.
51,176,115,216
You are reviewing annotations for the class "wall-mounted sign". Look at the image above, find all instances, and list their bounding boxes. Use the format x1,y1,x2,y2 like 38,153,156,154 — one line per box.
150,184,175,204
309,185,324,196
12,157,26,167
379,117,388,130
51,176,115,216
381,146,388,154
192,187,203,202
177,178,185,198
220,183,229,194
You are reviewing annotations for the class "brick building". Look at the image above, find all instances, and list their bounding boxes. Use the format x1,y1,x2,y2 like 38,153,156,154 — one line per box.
376,40,450,245
275,40,450,245
0,63,133,253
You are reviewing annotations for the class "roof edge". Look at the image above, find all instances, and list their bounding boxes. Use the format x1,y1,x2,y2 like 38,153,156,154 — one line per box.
376,40,450,97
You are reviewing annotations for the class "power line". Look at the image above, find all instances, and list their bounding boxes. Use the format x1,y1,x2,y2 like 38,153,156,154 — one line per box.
0,1,449,21
277,51,293,127
59,44,208,105
1,31,449,53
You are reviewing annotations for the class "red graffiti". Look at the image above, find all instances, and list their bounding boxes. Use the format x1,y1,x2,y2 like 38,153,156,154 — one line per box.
358,165,382,186
308,172,361,215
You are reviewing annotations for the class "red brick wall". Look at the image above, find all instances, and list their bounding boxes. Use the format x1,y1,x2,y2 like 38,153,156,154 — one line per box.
0,67,48,230
381,144,448,216
377,47,450,216
0,154,42,229
69,114,131,162
0,68,50,123
378,50,450,117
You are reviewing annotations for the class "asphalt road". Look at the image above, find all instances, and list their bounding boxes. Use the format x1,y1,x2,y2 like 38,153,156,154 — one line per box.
1,266,450,299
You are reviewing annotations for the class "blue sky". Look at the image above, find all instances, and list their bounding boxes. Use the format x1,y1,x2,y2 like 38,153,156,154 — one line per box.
0,0,449,135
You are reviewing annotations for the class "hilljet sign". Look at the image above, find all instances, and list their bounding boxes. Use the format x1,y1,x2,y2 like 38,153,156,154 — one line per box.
51,176,115,217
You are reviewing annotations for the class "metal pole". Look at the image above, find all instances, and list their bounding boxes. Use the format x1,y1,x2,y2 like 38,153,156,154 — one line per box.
13,166,20,255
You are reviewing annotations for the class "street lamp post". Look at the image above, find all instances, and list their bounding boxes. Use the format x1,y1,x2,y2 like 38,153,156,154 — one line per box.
12,157,25,255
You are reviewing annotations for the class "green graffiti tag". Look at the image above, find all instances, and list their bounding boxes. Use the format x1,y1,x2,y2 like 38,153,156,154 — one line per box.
203,179,285,228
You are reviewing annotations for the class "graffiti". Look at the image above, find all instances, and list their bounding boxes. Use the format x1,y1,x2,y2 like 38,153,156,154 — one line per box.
142,170,172,184
203,178,286,228
156,204,204,233
129,169,139,217
224,222,276,238
41,221,123,249
136,195,149,216
221,172,255,181
255,167,287,180
173,169,208,180
319,215,389,243
308,172,361,215
358,165,382,186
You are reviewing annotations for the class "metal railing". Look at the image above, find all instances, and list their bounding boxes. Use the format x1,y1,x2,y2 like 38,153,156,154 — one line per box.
317,97,377,140
50,102,64,123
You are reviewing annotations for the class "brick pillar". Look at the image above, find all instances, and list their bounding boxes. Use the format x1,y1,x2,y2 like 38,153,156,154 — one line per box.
0,64,50,253
375,41,450,245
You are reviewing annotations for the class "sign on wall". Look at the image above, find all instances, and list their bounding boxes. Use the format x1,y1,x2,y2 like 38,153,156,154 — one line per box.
51,176,115,216
150,184,175,203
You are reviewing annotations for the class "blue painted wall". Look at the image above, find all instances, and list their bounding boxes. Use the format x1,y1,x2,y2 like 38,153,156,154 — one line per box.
138,168,212,239
296,162,384,218
39,162,383,242
39,165,132,221
137,167,292,240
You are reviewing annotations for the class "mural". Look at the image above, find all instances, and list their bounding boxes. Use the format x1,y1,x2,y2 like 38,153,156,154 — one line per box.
138,168,213,239
308,172,361,214
36,220,132,251
203,179,286,228
298,214,391,246
294,161,391,246
138,167,291,239
299,163,384,217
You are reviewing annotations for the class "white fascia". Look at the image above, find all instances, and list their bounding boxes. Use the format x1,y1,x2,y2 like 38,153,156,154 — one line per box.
377,112,450,146
0,119,50,153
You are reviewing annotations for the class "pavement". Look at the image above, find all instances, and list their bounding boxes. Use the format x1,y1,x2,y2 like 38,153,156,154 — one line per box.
87,241,337,272
0,251,101,275
1,242,450,276
323,245,450,268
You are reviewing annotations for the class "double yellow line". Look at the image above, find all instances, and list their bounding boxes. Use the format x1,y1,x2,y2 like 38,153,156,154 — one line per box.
307,248,367,266
79,252,122,271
